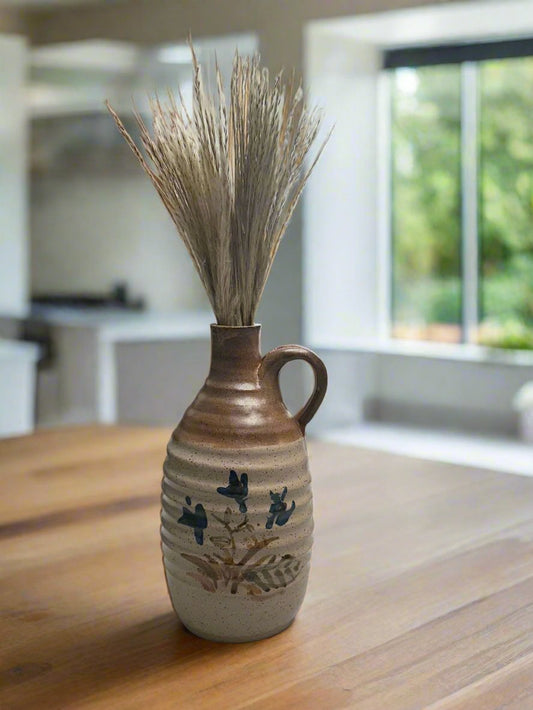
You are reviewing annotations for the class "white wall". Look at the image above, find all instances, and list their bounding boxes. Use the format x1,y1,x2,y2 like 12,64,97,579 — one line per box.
0,34,28,317
304,31,380,343
28,37,258,312
31,173,208,310
375,354,533,436
307,349,378,434
116,338,210,425
314,349,533,436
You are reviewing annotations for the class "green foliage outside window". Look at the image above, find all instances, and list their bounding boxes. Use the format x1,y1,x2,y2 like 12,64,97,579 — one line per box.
391,56,533,350
479,57,533,346
392,65,462,342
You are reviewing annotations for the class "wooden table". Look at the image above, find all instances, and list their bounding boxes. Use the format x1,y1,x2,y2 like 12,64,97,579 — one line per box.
1,427,532,709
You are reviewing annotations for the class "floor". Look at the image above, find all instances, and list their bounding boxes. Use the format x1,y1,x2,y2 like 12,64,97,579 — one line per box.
320,422,533,477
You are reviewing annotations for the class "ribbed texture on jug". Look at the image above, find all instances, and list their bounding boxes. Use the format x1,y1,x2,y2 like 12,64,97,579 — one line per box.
162,437,313,591
175,325,304,447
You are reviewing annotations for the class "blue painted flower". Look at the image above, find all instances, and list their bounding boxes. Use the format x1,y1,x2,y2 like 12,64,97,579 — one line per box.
217,470,248,513
266,487,295,529
178,496,207,545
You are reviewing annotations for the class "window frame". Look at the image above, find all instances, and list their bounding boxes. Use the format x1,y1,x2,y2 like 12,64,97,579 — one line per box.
385,37,533,347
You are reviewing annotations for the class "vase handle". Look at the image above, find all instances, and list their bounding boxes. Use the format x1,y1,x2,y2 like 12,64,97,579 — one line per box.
260,345,328,433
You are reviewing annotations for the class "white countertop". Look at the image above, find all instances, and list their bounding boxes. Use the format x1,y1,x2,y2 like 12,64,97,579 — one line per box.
29,307,213,343
0,338,40,361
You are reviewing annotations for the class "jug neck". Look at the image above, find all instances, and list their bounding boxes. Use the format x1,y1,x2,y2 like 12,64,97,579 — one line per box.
208,324,262,384
175,323,307,446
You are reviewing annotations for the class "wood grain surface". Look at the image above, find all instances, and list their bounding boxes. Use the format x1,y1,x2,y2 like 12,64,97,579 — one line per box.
1,426,532,709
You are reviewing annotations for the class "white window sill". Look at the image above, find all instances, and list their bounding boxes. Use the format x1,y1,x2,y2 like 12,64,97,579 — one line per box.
320,422,533,477
313,337,533,368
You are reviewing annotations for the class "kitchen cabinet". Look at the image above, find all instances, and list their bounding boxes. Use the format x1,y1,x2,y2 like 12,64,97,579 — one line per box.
0,34,28,317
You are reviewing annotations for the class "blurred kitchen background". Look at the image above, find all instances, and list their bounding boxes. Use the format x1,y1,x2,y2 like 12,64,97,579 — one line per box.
0,0,532,474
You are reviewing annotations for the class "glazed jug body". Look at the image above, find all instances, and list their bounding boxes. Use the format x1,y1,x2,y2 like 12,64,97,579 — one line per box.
161,325,327,642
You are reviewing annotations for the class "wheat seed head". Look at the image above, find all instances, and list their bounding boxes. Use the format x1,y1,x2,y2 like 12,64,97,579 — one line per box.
106,43,328,326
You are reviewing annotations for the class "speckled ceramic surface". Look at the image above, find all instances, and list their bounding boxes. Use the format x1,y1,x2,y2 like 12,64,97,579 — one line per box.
161,325,327,643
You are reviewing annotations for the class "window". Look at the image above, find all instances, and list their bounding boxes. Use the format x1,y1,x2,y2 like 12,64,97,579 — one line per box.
387,40,533,350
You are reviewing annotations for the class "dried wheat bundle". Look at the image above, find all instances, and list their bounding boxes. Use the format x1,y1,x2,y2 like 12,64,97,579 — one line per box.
106,46,327,326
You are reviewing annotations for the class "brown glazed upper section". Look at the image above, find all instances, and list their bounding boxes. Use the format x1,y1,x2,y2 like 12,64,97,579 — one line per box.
173,325,328,448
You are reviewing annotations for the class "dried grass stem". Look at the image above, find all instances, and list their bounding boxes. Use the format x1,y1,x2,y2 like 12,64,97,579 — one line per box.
107,47,327,326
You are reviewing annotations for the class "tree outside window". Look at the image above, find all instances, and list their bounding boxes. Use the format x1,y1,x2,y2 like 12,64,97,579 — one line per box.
390,48,533,350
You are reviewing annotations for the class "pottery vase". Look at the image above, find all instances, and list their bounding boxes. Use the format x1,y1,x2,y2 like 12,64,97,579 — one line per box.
161,324,327,642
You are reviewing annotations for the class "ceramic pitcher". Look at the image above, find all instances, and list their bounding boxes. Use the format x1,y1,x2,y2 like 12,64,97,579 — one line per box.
161,324,327,642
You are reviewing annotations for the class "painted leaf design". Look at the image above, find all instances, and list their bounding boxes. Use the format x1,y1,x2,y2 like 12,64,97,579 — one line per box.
211,507,232,526
248,553,277,569
209,535,232,549
181,553,221,583
243,554,303,592
212,550,233,565
188,571,217,593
